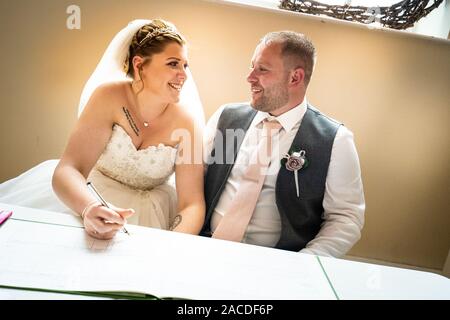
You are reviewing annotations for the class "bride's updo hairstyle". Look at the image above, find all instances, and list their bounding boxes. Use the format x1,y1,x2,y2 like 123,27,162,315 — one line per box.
124,19,186,79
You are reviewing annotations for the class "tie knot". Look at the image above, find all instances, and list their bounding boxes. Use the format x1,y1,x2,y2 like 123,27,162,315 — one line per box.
263,118,282,136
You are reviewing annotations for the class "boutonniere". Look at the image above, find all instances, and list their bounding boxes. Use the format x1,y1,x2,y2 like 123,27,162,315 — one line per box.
281,149,309,198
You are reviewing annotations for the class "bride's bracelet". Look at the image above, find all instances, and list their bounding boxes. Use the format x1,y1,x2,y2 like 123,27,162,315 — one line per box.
81,200,101,220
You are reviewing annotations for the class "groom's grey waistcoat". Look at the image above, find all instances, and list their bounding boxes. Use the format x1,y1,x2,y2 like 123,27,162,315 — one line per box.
201,103,341,251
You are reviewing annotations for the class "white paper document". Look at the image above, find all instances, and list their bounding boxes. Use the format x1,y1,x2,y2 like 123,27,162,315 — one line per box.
0,204,337,299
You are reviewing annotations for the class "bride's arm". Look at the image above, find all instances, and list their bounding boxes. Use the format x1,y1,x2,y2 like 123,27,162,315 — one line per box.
52,84,131,238
171,115,205,234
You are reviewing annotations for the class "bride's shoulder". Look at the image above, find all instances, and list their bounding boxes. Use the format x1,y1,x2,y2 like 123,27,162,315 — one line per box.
92,81,129,97
87,82,129,106
82,81,129,116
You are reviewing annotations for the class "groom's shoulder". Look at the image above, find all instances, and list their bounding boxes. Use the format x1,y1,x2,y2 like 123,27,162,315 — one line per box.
221,102,252,112
307,104,341,125
207,102,255,132
208,102,253,124
218,102,255,120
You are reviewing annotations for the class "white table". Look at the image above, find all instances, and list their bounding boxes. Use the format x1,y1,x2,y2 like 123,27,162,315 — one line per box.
0,203,449,300
319,256,450,299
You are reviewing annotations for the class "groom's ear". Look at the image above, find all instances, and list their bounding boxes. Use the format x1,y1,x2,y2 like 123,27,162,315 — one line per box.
289,67,305,87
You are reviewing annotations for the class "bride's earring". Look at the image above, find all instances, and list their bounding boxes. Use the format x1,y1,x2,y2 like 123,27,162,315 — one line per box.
132,79,143,93
132,66,144,93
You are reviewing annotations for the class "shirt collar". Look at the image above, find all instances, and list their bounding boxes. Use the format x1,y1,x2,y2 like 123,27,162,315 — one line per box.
253,98,308,132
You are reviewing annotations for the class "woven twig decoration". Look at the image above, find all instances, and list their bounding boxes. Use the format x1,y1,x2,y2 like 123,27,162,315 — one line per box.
279,0,444,30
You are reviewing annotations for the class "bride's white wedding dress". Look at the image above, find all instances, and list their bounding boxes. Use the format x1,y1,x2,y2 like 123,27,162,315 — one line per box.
0,124,178,229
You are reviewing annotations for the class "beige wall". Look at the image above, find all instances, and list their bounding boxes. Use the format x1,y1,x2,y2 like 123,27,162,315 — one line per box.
0,0,449,270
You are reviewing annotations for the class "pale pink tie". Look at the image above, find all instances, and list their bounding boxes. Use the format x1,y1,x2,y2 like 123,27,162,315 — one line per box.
212,119,282,242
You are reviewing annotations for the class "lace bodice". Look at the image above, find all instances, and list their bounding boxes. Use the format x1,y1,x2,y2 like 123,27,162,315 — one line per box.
94,124,177,190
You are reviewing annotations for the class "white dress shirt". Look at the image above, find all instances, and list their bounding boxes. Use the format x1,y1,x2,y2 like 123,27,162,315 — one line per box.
203,99,365,257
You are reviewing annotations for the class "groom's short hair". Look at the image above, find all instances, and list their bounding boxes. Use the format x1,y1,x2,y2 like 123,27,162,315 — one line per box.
261,31,316,87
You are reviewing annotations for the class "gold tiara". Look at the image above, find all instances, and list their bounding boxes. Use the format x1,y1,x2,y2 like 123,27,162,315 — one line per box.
138,27,173,47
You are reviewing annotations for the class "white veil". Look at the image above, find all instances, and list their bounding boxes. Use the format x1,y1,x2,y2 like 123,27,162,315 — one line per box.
77,19,205,126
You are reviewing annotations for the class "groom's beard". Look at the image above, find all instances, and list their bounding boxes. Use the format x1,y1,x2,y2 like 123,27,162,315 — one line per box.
250,81,289,113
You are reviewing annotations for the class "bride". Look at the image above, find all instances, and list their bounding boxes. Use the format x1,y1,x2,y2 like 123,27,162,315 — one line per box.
0,19,205,239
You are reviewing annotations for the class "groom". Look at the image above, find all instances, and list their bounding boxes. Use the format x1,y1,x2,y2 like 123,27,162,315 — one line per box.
201,31,365,257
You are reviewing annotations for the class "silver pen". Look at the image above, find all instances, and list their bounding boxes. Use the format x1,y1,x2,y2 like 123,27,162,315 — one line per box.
87,182,130,235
